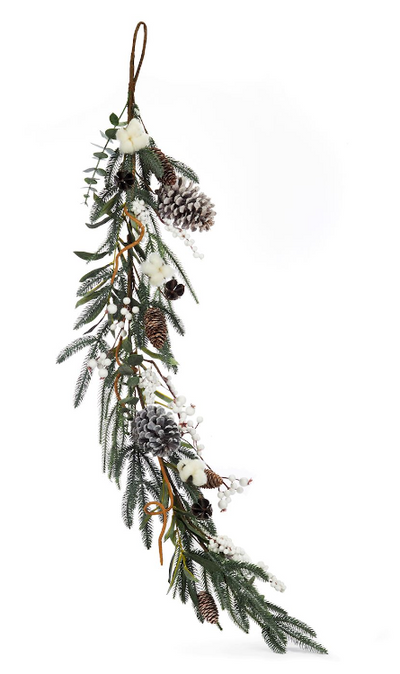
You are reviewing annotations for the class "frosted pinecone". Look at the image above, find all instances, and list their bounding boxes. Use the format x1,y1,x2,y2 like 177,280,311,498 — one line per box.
156,177,215,232
135,405,181,457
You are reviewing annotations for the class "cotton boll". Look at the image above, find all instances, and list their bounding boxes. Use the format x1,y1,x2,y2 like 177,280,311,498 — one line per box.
141,260,156,275
126,118,145,136
116,128,128,143
149,253,163,266
120,138,135,154
192,469,207,486
133,133,150,151
149,272,164,286
162,264,174,279
179,465,194,482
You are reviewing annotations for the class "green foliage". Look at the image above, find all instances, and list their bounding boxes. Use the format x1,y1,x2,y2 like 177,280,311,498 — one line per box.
56,335,100,364
73,287,109,330
137,147,164,183
72,321,110,407
167,157,199,183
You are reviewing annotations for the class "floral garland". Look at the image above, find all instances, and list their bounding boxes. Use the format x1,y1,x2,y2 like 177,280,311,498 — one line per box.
58,22,327,655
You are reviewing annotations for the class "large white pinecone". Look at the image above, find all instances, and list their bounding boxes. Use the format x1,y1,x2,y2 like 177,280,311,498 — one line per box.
156,177,215,232
135,405,181,457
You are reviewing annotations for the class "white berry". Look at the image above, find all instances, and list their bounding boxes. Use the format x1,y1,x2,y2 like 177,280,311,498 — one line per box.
239,478,249,486
108,304,118,315
123,297,131,305
98,368,108,378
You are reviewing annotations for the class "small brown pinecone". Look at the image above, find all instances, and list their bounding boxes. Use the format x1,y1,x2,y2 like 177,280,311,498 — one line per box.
201,468,224,489
152,147,177,185
197,591,219,624
144,307,168,350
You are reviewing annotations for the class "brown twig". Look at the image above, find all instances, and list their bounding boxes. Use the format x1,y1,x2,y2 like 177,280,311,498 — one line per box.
127,22,147,122
143,457,174,565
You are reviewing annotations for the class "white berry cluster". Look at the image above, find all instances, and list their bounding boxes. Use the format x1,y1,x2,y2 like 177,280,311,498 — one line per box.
138,367,160,404
208,535,251,562
141,253,174,287
87,352,112,379
217,474,252,512
131,199,151,225
167,387,205,455
163,222,204,259
108,297,139,337
257,561,286,593
177,459,207,487
208,535,286,593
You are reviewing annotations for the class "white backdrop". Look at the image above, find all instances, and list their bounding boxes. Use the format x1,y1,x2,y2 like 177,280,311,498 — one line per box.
1,1,399,672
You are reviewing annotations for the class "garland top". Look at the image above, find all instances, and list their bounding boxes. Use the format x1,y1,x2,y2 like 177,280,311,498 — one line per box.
57,21,327,655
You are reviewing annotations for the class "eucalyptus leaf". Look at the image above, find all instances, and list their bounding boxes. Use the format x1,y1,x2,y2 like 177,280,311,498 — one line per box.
118,396,139,405
79,264,110,282
117,364,134,376
85,215,112,229
74,250,109,261
75,287,106,308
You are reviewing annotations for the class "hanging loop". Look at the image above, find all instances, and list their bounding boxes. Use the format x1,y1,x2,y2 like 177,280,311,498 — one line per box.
128,21,148,121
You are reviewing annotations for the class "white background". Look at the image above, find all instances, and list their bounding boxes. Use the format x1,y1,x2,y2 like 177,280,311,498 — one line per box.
1,1,399,672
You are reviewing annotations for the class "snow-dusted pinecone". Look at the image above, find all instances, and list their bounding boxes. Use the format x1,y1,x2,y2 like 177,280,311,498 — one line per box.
156,177,215,232
135,405,181,457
